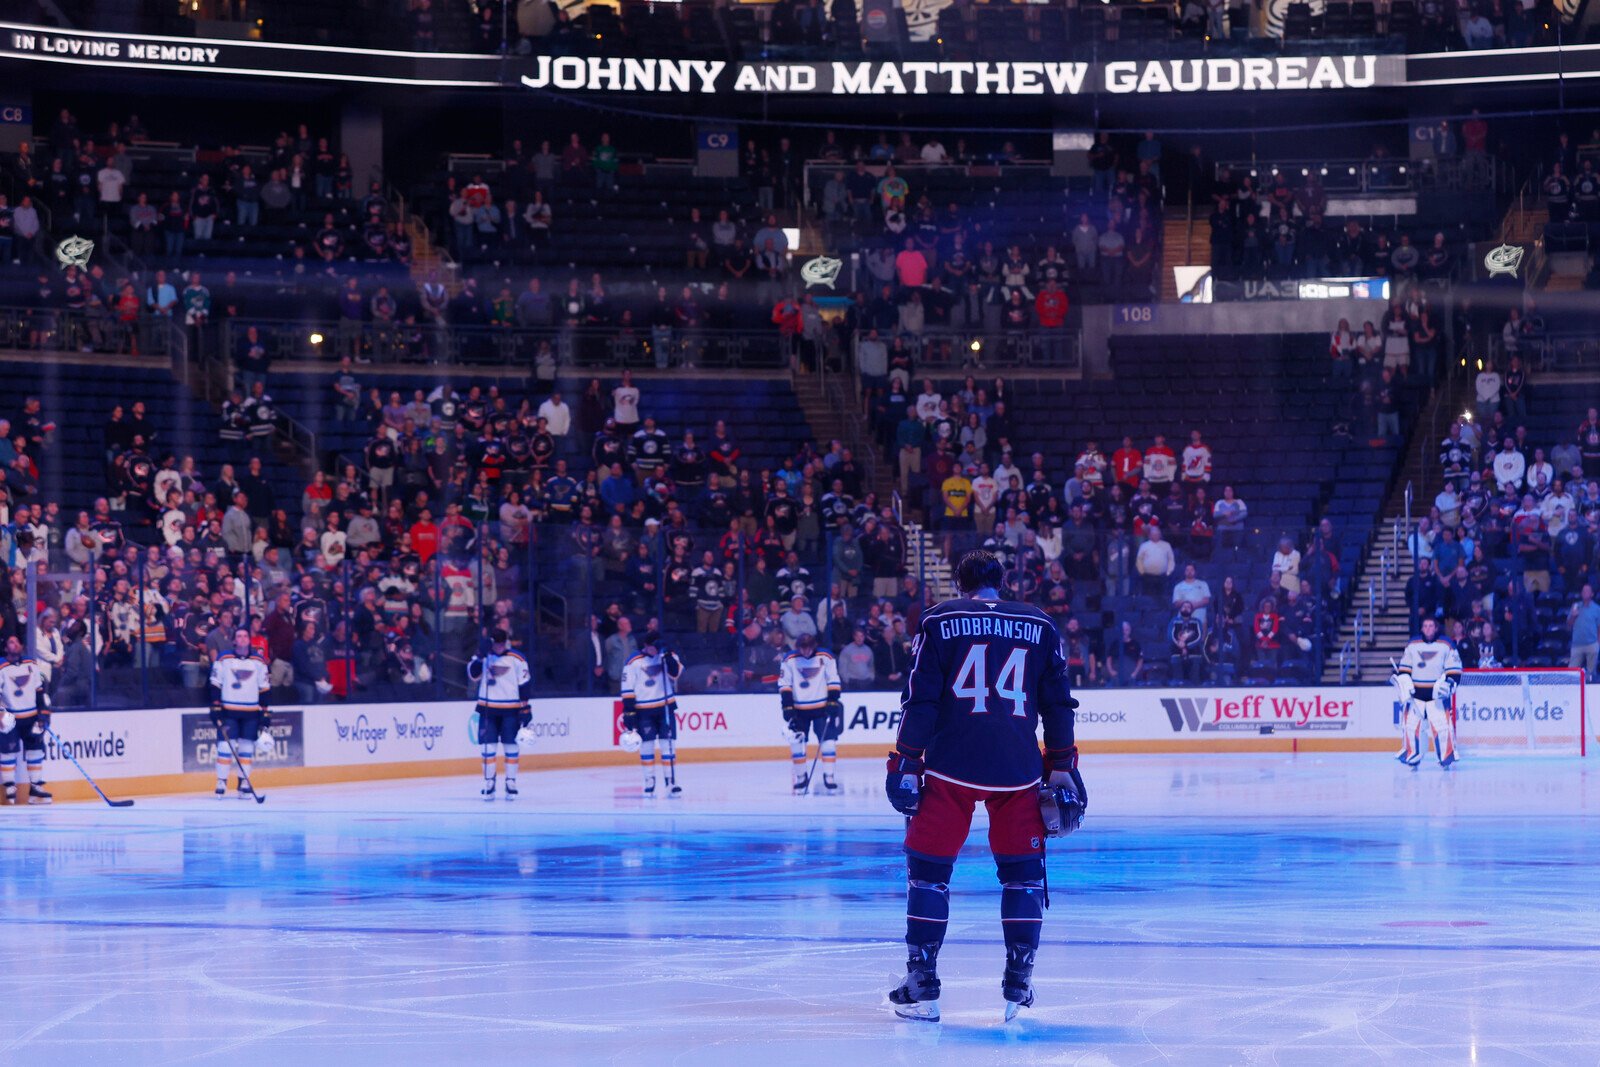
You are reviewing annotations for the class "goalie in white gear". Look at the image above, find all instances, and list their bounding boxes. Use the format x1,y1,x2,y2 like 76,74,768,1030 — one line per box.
208,628,271,798
468,628,533,800
779,632,843,794
620,631,683,796
1394,617,1463,768
0,636,52,804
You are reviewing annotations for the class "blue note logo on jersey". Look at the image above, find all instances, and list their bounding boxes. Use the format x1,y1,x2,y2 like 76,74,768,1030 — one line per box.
490,663,511,679
800,666,821,681
231,667,253,689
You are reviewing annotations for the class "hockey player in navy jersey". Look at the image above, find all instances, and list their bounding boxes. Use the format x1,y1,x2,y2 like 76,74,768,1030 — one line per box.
779,631,843,794
885,550,1085,1022
620,631,684,797
468,628,532,800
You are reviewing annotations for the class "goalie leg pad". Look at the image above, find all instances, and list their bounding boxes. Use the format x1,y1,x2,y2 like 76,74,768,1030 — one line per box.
906,856,954,949
997,857,1046,952
1399,703,1424,765
1423,700,1457,766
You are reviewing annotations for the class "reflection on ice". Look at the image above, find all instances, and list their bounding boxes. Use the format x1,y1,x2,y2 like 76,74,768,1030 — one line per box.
3,754,1599,1063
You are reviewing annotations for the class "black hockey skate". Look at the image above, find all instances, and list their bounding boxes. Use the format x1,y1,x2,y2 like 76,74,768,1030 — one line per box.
504,781,519,800
3,783,14,805
1002,944,1036,1022
481,779,497,801
888,943,942,1022
643,777,656,797
667,781,682,797
792,773,810,796
27,784,52,806
236,781,254,800
215,783,227,798
822,774,840,795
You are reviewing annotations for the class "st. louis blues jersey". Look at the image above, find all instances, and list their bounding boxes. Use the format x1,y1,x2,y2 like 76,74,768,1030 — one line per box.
621,651,681,713
1397,637,1462,702
468,650,532,711
208,651,270,714
779,651,841,714
0,659,44,717
896,597,1077,791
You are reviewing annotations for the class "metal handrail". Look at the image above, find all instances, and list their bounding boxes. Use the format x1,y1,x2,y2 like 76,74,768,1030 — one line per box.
1338,639,1354,684
1214,158,1418,196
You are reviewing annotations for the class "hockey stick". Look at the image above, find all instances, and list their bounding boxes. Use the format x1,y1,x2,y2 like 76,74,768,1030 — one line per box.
661,651,683,794
801,705,842,797
801,744,822,796
214,715,267,804
41,725,133,807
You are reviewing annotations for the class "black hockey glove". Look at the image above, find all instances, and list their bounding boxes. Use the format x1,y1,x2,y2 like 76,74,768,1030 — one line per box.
622,696,638,732
209,702,224,725
885,752,925,816
519,708,532,728
259,706,271,730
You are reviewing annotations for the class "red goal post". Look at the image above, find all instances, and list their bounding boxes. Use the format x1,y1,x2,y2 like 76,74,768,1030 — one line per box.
1451,668,1588,757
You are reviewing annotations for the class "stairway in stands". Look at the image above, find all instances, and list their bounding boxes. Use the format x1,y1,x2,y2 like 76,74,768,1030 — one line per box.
1323,376,1462,682
789,369,895,504
790,368,961,597
1160,213,1212,301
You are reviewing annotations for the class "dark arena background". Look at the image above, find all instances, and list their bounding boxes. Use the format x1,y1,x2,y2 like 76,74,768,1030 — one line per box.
1,0,1599,1060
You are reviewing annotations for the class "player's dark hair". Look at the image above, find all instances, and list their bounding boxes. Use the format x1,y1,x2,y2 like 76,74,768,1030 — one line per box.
956,550,1006,594
490,627,509,645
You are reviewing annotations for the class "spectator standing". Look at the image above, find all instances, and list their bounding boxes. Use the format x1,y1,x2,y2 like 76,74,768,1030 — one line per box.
593,132,620,193
1570,584,1600,680
1135,526,1174,594
838,629,876,688
1168,603,1205,684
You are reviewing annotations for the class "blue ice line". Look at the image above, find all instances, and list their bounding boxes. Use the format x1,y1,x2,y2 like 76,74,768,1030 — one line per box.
8,916,1597,953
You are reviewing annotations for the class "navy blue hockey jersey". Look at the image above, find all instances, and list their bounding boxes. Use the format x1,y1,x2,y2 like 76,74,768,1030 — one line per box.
896,597,1077,790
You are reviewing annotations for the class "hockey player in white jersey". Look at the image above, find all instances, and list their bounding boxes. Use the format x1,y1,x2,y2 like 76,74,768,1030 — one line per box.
467,628,532,801
620,631,683,797
0,636,52,804
1394,617,1463,769
779,631,843,794
208,628,272,798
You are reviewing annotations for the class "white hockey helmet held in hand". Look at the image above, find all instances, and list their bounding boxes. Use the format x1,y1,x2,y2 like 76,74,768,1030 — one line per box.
619,728,642,753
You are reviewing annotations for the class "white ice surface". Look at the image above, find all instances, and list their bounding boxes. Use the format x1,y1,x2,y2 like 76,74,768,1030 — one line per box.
3,754,1600,1065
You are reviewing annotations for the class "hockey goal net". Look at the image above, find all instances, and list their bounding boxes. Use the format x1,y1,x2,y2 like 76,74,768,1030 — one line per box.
1452,668,1588,757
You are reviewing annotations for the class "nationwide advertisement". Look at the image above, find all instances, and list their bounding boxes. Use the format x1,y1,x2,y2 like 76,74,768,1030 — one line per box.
43,708,180,779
